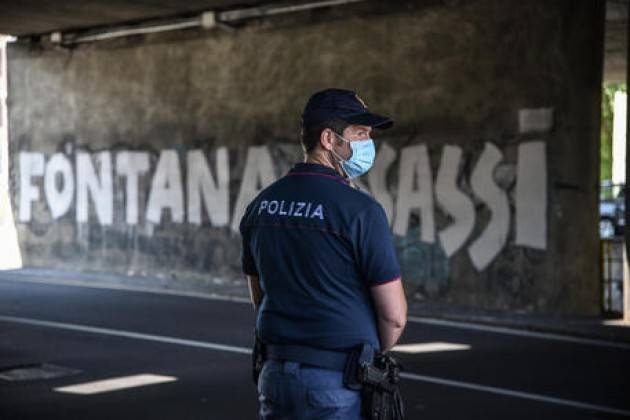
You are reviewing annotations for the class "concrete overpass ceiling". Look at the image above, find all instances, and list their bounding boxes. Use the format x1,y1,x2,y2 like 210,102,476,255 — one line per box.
0,0,275,37
606,0,629,83
0,0,626,84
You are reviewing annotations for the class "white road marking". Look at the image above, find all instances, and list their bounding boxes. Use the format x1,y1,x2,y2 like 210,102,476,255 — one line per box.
604,319,630,327
0,315,252,354
408,316,630,351
54,374,177,395
400,372,630,417
0,275,250,303
1,276,628,350
392,342,470,353
1,314,628,417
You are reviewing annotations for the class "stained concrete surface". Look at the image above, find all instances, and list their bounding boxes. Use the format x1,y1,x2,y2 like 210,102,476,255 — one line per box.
5,0,606,316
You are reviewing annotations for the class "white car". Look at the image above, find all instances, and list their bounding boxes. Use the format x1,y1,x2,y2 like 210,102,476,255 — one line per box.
600,182,625,238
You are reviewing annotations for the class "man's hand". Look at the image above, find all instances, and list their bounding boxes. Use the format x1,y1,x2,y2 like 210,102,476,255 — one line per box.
247,275,263,311
371,278,407,352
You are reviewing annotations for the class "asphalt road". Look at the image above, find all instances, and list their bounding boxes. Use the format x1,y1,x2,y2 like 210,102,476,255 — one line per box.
0,277,628,420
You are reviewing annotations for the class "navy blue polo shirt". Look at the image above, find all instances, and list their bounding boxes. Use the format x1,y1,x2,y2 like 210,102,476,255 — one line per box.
239,162,401,352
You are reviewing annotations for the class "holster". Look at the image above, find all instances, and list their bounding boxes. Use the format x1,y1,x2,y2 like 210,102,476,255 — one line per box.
356,352,405,420
343,343,375,390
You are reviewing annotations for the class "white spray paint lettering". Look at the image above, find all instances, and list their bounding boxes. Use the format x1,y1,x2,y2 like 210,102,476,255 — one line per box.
435,145,475,257
76,151,113,225
187,147,230,227
467,142,510,271
393,144,435,242
44,153,74,219
17,141,547,271
116,151,150,225
515,141,547,250
19,152,45,222
146,150,184,224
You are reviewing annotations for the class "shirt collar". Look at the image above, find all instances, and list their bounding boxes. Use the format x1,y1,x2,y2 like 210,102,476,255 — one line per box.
290,162,342,178
289,162,348,183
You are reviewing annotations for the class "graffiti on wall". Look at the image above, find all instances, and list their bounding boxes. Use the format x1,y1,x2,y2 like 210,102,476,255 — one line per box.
17,138,547,275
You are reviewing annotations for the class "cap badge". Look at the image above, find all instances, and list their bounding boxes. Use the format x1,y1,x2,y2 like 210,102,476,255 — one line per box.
355,94,368,108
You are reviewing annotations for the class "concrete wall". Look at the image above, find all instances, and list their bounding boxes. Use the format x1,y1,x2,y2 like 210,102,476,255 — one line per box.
7,0,605,315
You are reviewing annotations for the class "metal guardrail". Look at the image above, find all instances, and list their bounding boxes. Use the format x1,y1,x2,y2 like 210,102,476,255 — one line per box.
601,238,625,315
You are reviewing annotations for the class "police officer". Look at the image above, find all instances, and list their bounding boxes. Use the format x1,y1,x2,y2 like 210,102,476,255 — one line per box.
240,88,407,419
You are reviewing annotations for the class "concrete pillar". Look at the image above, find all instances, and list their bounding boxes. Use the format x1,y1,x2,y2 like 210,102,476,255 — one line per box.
0,36,22,270
625,2,630,321
0,38,7,201
625,245,630,322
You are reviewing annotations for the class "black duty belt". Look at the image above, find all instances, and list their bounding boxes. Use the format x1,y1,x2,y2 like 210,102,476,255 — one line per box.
266,344,349,371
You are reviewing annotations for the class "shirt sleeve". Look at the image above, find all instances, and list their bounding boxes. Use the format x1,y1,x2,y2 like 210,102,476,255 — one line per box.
239,204,259,276
354,202,401,286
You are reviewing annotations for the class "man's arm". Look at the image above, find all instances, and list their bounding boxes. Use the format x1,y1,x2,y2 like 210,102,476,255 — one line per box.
247,275,263,311
371,278,407,352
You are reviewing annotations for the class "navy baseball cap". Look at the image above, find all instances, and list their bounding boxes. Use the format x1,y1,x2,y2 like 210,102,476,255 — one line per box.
302,88,394,130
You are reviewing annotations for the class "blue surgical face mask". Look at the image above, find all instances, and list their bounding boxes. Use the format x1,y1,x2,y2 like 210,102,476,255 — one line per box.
331,132,376,179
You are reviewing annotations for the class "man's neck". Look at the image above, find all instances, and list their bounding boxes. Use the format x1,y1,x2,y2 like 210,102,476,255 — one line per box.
304,152,346,178
303,152,359,189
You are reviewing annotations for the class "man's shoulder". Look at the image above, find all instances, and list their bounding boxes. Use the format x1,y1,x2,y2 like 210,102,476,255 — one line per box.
250,176,293,205
342,185,383,214
240,177,292,222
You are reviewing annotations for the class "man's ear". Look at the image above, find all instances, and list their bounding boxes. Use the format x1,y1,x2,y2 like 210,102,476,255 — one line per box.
319,128,334,151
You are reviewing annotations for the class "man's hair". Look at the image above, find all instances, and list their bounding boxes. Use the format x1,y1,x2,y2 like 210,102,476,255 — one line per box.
301,118,349,154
